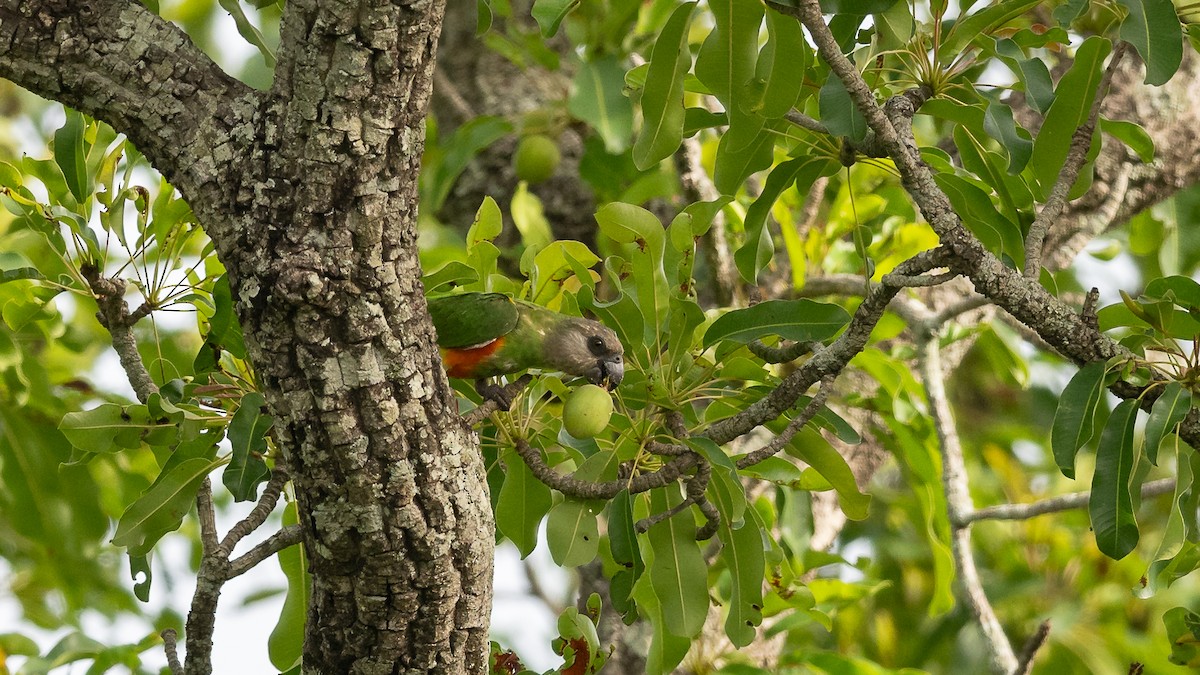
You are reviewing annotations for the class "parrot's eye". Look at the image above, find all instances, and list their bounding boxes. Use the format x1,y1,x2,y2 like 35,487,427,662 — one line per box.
588,336,607,356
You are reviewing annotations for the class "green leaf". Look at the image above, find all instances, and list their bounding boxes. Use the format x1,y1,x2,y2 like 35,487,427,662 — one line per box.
208,274,247,360
112,457,220,556
647,489,708,638
547,499,600,567
594,202,669,343
718,510,765,647
421,260,479,296
1116,0,1182,85
1030,36,1111,199
53,109,89,204
1051,361,1107,479
819,74,868,143
59,403,172,454
269,502,308,672
223,392,272,502
994,38,1056,114
1145,382,1191,465
940,0,1043,57
423,116,512,212
1054,0,1090,26
496,451,553,557
633,2,696,170
713,123,778,195
217,0,276,66
1090,399,1140,560
570,56,635,154
694,0,763,107
1164,606,1200,667
468,195,504,245
737,157,838,283
130,553,153,602
608,490,644,621
784,431,871,520
755,8,810,118
1100,117,1155,163
531,0,580,37
984,100,1033,174
703,300,851,348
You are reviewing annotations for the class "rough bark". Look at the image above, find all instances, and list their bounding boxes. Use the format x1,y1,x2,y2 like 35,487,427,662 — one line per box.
0,0,494,672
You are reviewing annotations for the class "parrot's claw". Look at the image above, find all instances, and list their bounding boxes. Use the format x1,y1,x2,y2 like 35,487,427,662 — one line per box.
475,379,515,411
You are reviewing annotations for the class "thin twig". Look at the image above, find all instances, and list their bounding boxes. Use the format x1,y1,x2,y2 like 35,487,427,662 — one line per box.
463,375,533,426
228,524,305,579
1024,43,1128,279
919,334,1017,674
736,377,834,468
514,439,700,500
161,629,184,675
219,467,290,556
960,478,1175,525
784,109,829,135
197,478,219,554
81,263,158,402
1012,619,1052,675
747,339,820,364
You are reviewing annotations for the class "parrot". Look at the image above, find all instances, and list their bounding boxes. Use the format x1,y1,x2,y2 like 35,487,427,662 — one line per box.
427,292,625,408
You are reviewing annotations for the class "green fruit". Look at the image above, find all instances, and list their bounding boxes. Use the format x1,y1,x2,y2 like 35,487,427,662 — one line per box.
513,134,561,183
563,384,614,438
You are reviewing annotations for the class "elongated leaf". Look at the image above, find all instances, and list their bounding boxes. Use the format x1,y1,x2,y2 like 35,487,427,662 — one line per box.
112,457,220,556
737,156,837,282
718,510,765,647
1090,399,1140,560
53,109,88,204
217,0,276,66
994,38,1056,113
647,489,708,638
1142,443,1195,596
531,0,580,37
1145,382,1192,465
785,433,871,520
633,2,696,170
1116,0,1182,85
607,490,643,621
940,0,1043,57
570,56,634,154
496,450,553,557
632,564,691,675
983,100,1033,174
224,392,272,502
756,9,810,118
594,202,669,343
713,124,777,195
1051,361,1107,479
269,502,308,672
1030,36,1111,199
1100,117,1155,163
818,74,868,143
703,299,851,348
694,0,762,106
547,499,600,566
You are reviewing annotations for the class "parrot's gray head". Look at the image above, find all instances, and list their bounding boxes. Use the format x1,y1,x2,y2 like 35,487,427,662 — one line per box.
546,318,625,390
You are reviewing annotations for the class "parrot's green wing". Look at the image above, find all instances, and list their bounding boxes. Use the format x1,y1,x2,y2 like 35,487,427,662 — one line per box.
427,292,521,349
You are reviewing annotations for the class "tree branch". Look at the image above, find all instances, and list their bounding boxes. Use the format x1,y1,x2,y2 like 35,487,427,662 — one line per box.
919,334,1017,674
161,628,184,675
228,524,305,579
960,478,1176,526
1024,43,1128,278
0,0,252,220
1013,620,1052,675
81,264,158,403
676,135,741,305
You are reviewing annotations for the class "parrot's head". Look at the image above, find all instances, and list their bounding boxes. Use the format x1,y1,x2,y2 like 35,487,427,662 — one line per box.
545,317,625,390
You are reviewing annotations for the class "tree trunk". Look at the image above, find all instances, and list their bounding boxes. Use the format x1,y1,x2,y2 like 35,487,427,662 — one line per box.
0,0,494,671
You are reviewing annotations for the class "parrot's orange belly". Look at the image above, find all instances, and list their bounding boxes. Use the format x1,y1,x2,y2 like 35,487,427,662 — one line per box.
440,337,505,378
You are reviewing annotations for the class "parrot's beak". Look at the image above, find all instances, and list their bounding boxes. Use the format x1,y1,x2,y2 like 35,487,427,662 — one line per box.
594,356,624,390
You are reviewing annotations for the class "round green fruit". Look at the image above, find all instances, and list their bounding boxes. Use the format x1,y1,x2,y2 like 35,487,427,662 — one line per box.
563,384,614,438
513,134,561,184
